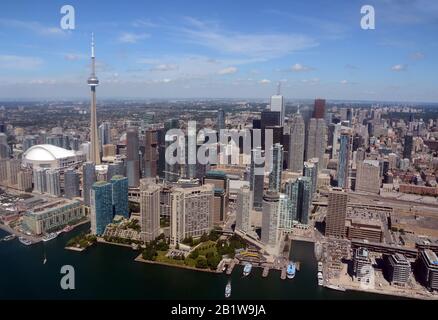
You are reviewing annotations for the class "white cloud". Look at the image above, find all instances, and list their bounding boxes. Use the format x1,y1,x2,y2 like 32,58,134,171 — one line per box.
291,63,313,72
259,79,271,84
149,64,179,72
0,55,43,70
118,32,150,43
410,52,425,60
0,19,65,37
391,64,407,71
131,19,158,28
64,54,84,61
301,78,320,85
218,66,237,75
340,80,348,84
179,17,318,59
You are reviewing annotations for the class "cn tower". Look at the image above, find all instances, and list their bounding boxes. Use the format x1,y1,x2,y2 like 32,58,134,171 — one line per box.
87,33,101,164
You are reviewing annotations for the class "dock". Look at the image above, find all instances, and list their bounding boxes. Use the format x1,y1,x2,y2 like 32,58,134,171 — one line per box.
280,267,286,280
226,260,236,275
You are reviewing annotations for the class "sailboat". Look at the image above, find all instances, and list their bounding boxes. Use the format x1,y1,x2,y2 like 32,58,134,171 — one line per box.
43,252,47,264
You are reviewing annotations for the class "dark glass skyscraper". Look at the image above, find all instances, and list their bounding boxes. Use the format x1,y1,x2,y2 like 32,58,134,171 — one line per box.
126,126,140,187
337,131,351,189
64,169,80,199
111,175,129,218
403,134,413,160
90,181,113,235
285,177,312,225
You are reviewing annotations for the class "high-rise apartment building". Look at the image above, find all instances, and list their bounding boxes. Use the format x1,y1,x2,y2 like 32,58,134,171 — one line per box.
325,188,348,238
90,181,113,235
236,185,252,234
139,179,161,242
111,175,129,218
288,112,305,172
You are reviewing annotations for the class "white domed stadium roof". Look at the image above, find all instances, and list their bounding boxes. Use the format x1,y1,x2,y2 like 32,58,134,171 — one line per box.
24,144,76,161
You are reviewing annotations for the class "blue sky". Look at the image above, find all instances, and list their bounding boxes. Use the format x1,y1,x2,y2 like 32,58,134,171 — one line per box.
0,0,437,101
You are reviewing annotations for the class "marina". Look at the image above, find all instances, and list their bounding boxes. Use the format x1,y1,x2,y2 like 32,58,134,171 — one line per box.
0,226,401,299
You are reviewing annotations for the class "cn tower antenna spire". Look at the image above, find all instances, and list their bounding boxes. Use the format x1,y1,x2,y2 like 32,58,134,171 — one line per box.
87,32,100,165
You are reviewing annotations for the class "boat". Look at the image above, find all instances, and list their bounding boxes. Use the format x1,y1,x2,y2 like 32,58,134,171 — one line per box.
18,237,32,246
42,232,58,242
314,241,323,261
62,225,73,233
317,270,323,286
225,281,231,298
3,234,16,241
243,263,252,276
43,254,47,265
318,262,323,272
286,262,296,279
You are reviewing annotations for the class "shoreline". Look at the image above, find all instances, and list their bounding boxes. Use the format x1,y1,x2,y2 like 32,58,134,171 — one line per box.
134,254,221,274
324,281,437,300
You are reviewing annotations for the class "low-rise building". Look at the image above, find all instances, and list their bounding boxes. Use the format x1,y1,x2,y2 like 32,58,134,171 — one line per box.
22,199,84,235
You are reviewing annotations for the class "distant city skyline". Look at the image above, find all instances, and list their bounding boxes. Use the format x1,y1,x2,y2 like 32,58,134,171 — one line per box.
0,0,437,102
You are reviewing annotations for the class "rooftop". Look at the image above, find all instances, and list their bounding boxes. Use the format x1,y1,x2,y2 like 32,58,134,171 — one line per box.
23,144,76,161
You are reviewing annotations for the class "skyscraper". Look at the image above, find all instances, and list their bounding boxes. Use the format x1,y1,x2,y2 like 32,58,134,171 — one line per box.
33,168,47,193
288,111,305,172
270,83,285,124
325,188,348,238
217,108,225,131
46,169,61,197
111,175,129,217
268,143,283,192
236,185,252,234
261,191,280,246
99,122,111,151
64,169,80,199
250,147,265,211
313,99,326,119
143,129,158,178
170,184,214,247
356,160,381,194
87,33,100,165
139,179,161,242
82,161,96,207
337,131,351,189
126,126,140,187
90,181,113,235
304,160,318,195
285,177,312,225
306,118,327,162
403,134,413,160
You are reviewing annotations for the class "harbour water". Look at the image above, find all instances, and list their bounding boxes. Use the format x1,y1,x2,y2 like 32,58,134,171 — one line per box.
0,226,398,300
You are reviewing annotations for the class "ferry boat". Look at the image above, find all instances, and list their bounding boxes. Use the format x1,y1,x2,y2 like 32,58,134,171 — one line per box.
318,262,323,273
286,262,296,279
42,232,58,242
317,271,323,286
225,281,231,298
243,263,252,276
18,237,32,246
3,234,16,241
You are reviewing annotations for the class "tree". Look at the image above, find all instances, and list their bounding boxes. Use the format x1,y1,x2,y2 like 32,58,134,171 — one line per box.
207,254,221,270
182,236,193,246
195,256,208,269
189,249,199,259
142,246,157,261
200,233,209,243
208,230,220,241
